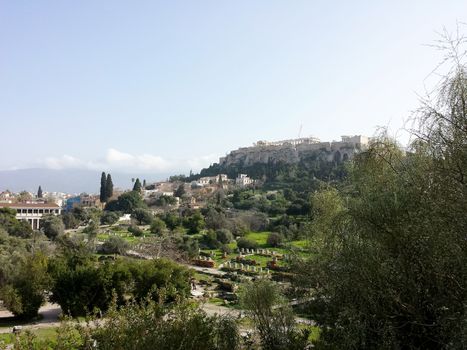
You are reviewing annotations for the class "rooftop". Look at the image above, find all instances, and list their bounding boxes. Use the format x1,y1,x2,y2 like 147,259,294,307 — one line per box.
0,202,60,208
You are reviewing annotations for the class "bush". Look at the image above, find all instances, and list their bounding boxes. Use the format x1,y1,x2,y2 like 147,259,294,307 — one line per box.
41,215,65,240
216,229,233,244
128,225,144,237
100,211,120,225
237,237,258,250
266,232,283,247
220,244,233,255
101,236,129,255
201,231,221,250
150,218,167,235
132,208,154,225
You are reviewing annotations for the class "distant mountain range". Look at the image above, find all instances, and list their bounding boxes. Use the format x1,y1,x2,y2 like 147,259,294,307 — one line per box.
0,168,172,194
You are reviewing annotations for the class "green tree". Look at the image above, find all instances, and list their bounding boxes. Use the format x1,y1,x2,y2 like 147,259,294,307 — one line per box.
61,212,80,229
183,211,205,235
150,218,167,235
101,236,129,255
215,229,233,244
132,208,154,225
295,40,467,348
106,173,114,201
99,172,107,203
133,178,142,192
160,212,181,231
266,232,283,247
41,215,65,240
105,191,146,213
174,184,185,198
240,279,309,350
100,211,120,225
0,208,33,238
0,253,50,319
37,186,43,199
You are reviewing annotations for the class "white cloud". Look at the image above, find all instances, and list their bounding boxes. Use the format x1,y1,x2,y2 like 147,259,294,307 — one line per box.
37,149,219,174
43,155,87,170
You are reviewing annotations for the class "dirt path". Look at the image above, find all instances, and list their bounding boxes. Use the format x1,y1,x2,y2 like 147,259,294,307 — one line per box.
0,303,62,334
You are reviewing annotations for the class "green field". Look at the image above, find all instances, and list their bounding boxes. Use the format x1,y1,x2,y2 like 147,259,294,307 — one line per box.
0,327,57,345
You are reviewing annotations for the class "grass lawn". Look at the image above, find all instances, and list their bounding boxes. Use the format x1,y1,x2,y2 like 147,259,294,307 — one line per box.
0,327,58,345
244,231,270,247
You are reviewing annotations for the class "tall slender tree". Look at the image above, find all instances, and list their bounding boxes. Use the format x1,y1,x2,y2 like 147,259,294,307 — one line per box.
37,186,43,199
143,179,147,188
106,174,114,201
100,172,107,203
132,178,142,192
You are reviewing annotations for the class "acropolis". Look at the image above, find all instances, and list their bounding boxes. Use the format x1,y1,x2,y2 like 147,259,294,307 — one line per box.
219,135,370,167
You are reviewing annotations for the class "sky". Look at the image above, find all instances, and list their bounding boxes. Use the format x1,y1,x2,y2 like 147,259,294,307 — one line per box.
1,1,466,175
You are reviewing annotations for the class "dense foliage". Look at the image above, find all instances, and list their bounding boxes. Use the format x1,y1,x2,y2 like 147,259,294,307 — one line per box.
296,57,467,349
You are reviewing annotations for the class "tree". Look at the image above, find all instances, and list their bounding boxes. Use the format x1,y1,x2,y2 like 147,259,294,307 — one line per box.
143,179,147,188
101,236,129,255
37,186,43,199
0,253,50,319
240,279,309,349
131,208,154,225
236,237,258,250
161,212,181,231
61,212,80,229
294,34,467,349
41,215,65,240
133,178,142,192
99,172,107,203
183,211,205,235
100,211,120,225
46,300,240,350
106,173,114,201
0,208,33,238
174,184,185,198
266,232,283,247
216,229,233,244
105,191,146,213
150,218,167,235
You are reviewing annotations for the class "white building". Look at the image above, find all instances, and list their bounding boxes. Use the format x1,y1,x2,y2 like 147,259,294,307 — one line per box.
0,202,61,230
236,174,254,187
197,174,229,187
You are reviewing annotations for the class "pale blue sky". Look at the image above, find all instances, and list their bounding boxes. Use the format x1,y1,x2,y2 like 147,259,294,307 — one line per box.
1,1,466,174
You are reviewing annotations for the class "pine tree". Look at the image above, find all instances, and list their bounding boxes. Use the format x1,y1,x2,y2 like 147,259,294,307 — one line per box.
37,186,43,199
143,179,147,188
133,178,142,192
106,174,114,201
100,172,107,202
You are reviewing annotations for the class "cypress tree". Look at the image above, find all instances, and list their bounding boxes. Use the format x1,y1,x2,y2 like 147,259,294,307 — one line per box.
143,179,147,188
37,186,43,198
106,174,114,201
100,172,107,202
133,178,142,192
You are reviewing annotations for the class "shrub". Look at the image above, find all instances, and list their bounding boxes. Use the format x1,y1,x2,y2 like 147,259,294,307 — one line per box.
220,244,233,255
216,229,233,244
128,225,144,237
100,211,120,225
237,237,258,250
101,236,129,255
266,232,283,247
132,208,154,225
150,218,167,235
